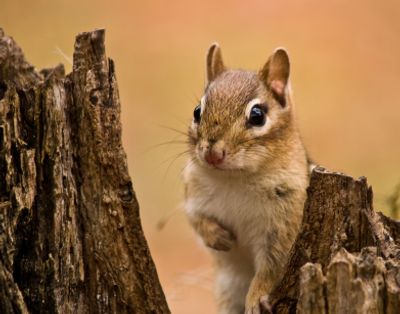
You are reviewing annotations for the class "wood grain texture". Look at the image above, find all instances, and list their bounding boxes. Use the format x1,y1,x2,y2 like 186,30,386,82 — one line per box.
0,28,169,314
269,167,400,314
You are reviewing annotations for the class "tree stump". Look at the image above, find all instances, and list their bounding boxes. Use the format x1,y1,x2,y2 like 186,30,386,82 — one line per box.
269,167,400,313
1,28,399,314
0,28,169,314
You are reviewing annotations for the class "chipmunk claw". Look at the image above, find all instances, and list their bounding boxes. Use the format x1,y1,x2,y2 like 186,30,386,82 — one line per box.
260,295,273,314
245,295,272,314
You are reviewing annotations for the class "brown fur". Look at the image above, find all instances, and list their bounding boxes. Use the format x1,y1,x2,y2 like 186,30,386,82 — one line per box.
188,214,236,251
184,44,309,314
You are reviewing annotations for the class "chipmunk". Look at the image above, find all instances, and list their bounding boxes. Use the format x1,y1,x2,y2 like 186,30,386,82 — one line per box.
183,43,309,314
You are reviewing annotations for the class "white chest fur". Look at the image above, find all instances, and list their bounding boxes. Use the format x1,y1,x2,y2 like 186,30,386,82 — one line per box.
184,162,304,251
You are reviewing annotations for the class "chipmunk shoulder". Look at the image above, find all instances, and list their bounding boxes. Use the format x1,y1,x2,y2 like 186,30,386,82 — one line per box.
183,43,310,314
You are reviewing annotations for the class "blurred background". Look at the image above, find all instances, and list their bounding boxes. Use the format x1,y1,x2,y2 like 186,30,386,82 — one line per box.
2,0,400,312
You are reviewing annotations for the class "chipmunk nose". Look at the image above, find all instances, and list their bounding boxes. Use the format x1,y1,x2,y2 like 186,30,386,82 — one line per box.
205,148,225,166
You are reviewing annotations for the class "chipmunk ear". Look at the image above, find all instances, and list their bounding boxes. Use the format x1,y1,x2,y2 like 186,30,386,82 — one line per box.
259,48,290,106
206,43,226,82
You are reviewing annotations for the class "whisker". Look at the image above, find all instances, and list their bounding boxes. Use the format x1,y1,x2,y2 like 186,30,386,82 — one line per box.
188,91,201,104
143,139,189,154
165,112,193,130
157,124,188,137
160,149,191,166
181,157,195,174
161,150,192,182
156,206,183,231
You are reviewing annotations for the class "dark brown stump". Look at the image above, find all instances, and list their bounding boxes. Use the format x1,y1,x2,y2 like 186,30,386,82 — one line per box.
269,167,400,314
0,28,170,314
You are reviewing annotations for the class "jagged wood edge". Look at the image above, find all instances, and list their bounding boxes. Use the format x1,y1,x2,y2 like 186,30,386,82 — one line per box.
0,28,170,313
268,167,400,313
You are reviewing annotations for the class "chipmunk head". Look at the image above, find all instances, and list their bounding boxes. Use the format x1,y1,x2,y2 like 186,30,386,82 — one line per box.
188,43,296,173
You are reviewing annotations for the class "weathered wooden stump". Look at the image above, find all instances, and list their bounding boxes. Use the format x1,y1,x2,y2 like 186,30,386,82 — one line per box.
0,28,169,314
269,168,400,313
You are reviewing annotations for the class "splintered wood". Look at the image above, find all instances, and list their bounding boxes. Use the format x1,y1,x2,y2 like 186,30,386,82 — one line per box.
0,29,169,314
269,168,400,314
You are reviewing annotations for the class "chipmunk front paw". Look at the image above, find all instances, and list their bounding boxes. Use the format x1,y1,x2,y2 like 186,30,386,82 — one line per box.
202,218,236,251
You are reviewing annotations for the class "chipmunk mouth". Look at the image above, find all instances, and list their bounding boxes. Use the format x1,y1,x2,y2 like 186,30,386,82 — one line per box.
196,139,230,169
197,151,245,171
197,153,227,170
195,140,253,171
198,147,264,173
204,150,225,166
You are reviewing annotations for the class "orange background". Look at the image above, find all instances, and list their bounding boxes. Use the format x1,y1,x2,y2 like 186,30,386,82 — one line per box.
2,1,400,313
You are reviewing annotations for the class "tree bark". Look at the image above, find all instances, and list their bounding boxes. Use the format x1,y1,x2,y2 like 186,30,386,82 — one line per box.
269,167,400,314
0,28,169,314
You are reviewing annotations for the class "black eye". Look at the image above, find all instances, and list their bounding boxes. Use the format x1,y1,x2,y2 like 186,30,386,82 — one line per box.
193,104,201,123
248,104,266,126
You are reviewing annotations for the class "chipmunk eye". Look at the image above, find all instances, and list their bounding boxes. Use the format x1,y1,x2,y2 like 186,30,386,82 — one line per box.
193,104,201,123
248,104,266,126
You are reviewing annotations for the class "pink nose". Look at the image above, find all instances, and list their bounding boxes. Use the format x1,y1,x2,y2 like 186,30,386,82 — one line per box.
205,150,225,166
